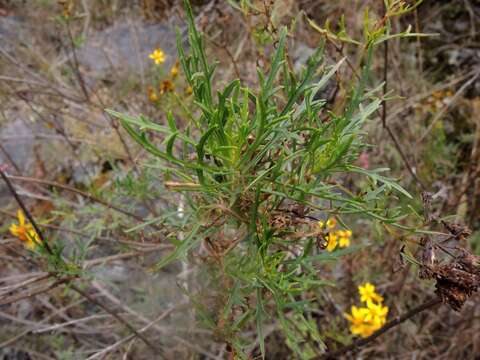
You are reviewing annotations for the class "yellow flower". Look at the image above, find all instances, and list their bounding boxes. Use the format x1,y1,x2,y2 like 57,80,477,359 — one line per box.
344,306,377,338
365,300,388,326
325,232,337,252
326,218,337,229
336,229,352,248
319,218,336,230
149,48,166,65
9,210,39,250
147,86,158,102
345,283,389,338
345,302,388,338
185,85,193,95
358,282,384,303
170,61,179,78
344,305,368,326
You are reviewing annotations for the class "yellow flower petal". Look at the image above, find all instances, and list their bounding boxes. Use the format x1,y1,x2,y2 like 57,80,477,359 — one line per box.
170,63,179,78
17,209,25,226
9,224,20,237
149,49,166,65
326,218,337,229
326,233,337,252
358,282,383,303
25,230,39,249
9,210,39,250
339,236,350,248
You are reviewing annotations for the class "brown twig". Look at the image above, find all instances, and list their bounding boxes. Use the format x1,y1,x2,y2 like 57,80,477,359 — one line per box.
208,37,241,80
65,22,90,102
0,277,71,306
70,283,162,356
6,174,148,224
0,143,21,174
380,3,426,191
384,123,427,190
317,297,442,359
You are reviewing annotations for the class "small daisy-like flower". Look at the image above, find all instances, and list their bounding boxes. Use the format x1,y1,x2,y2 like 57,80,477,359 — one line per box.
358,282,384,303
149,48,166,65
185,85,193,95
9,210,39,250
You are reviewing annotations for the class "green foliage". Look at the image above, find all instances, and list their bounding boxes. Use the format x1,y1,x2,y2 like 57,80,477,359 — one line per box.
107,0,412,357
309,0,429,46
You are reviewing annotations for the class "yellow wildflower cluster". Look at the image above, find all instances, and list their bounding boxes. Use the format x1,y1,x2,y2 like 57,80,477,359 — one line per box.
344,283,388,338
9,210,39,250
318,218,352,252
146,55,191,102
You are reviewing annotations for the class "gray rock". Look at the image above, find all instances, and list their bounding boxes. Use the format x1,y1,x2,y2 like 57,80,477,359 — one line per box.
292,43,316,73
0,16,29,52
77,20,183,80
0,119,35,173
0,118,36,202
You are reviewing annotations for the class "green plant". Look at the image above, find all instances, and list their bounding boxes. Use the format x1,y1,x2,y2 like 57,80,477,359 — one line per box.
108,0,414,357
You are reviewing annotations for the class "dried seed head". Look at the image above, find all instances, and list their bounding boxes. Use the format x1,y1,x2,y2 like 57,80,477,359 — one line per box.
419,237,437,279
432,262,480,311
442,221,472,241
421,191,433,222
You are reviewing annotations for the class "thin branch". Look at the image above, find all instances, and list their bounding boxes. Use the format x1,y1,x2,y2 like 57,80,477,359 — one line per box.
6,174,150,224
0,277,71,306
381,25,388,129
384,124,427,190
0,143,21,174
69,283,162,356
66,22,90,101
417,71,480,144
0,168,53,254
208,37,241,80
380,4,426,191
85,306,176,360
